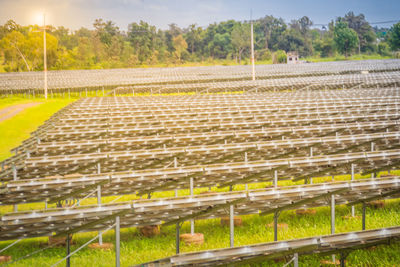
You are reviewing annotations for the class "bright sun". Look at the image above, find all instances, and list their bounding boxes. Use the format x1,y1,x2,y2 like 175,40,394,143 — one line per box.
31,11,45,26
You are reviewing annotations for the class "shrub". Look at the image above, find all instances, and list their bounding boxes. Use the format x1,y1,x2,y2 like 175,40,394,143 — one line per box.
272,50,287,64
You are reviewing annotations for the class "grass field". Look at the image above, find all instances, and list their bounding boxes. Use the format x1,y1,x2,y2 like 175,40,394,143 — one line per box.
0,97,74,161
0,96,399,266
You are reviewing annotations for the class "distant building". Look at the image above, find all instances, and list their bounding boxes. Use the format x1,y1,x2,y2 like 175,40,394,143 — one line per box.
287,52,299,64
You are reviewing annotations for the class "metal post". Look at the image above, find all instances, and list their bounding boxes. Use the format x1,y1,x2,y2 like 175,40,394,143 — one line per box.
97,148,101,174
273,211,278,241
115,216,120,267
351,164,355,217
362,202,366,230
190,177,194,235
273,170,278,188
229,204,234,247
331,194,335,235
66,234,71,267
371,143,375,178
340,253,346,267
174,157,178,197
43,14,48,100
97,185,102,245
12,164,18,212
176,223,180,254
250,18,255,81
293,253,299,267
331,194,336,264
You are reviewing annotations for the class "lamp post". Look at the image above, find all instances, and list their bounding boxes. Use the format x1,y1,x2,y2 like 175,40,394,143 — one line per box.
250,11,255,81
43,13,48,99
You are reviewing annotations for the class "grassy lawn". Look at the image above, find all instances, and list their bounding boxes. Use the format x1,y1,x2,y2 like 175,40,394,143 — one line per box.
0,97,75,161
302,53,394,63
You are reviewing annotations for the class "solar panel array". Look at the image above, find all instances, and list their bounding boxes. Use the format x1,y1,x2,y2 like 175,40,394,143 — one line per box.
1,62,400,265
1,177,399,240
136,226,400,266
0,59,400,95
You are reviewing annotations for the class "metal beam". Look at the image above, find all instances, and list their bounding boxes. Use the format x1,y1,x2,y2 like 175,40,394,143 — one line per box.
347,188,400,206
48,179,109,204
54,209,131,237
259,188,347,216
163,198,247,227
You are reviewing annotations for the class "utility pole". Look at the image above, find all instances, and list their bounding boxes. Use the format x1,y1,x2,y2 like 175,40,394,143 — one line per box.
43,13,48,99
250,11,255,81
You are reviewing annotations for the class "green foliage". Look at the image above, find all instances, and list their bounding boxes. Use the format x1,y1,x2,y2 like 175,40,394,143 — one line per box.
0,13,398,72
341,12,376,53
378,42,391,56
333,21,359,57
231,23,250,63
272,49,286,63
172,35,188,61
388,22,400,50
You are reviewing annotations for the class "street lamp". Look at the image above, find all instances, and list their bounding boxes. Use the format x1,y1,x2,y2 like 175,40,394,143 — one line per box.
33,13,48,99
250,10,255,81
43,13,48,99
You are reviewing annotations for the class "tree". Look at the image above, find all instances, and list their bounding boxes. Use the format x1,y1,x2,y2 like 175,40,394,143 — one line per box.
298,16,313,35
388,22,400,50
341,12,376,53
277,28,313,57
231,23,250,63
93,19,119,46
257,15,286,50
0,31,30,71
128,21,157,63
185,24,202,55
333,21,359,57
172,34,187,61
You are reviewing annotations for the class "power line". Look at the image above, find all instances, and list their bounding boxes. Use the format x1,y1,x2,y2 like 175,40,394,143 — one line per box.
313,19,400,27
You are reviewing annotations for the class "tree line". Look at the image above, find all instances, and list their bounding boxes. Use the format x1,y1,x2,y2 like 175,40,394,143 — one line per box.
0,11,400,72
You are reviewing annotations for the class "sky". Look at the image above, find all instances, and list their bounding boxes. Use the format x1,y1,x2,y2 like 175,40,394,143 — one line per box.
0,0,399,31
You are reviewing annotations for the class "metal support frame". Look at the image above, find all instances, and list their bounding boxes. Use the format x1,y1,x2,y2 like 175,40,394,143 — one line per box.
293,253,299,267
115,216,120,267
190,177,195,235
340,252,347,267
174,157,178,197
351,164,355,217
273,211,279,242
176,223,181,254
97,185,102,245
331,194,335,235
12,164,17,212
362,202,366,230
66,234,71,267
245,152,248,190
371,142,375,178
97,148,101,174
331,194,336,263
230,204,234,247
274,170,278,188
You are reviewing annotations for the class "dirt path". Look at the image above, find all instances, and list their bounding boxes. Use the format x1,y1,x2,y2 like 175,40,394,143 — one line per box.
0,102,42,122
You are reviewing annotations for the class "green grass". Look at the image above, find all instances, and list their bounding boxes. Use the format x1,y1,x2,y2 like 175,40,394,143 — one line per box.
0,97,74,161
303,53,393,63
